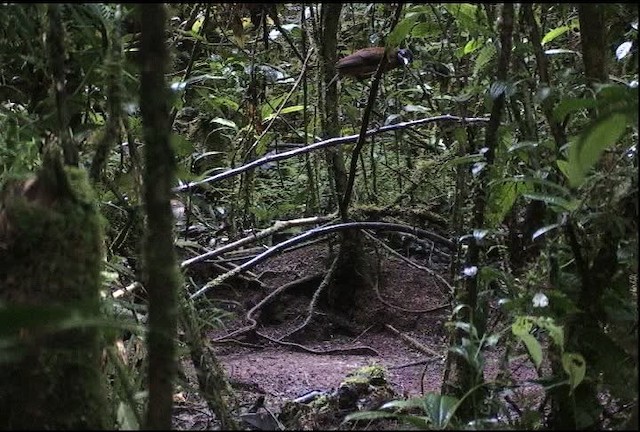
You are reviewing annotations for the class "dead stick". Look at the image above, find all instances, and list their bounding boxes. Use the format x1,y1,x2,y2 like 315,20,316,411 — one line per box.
385,324,443,358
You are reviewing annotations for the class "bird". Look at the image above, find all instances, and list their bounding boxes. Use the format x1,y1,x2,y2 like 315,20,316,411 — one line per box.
335,47,413,79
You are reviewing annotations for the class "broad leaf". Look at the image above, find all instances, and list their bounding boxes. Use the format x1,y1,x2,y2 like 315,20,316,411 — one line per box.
616,41,633,60
562,352,586,392
554,98,598,122
523,193,579,212
568,113,627,187
541,25,571,45
388,16,417,47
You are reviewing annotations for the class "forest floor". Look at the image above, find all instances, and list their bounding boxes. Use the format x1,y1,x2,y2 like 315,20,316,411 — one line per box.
172,238,540,430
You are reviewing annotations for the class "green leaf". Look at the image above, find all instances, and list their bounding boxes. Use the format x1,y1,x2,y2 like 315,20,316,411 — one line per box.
463,38,481,55
442,153,485,168
411,22,431,38
343,411,398,423
473,43,496,76
388,16,418,47
263,105,305,121
562,352,586,392
541,25,571,45
191,16,204,35
512,316,533,336
535,317,564,349
0,305,76,338
556,159,570,180
424,393,460,428
568,113,627,187
523,193,579,212
519,333,543,368
486,180,529,227
554,98,598,122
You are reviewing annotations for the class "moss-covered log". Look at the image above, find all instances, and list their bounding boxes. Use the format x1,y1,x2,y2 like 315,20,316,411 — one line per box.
0,167,110,429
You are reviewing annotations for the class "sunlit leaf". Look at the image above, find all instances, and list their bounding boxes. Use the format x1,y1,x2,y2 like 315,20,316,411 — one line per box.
263,105,305,122
403,104,430,113
532,223,561,240
512,316,533,336
191,16,204,35
541,25,571,45
616,41,633,60
556,159,570,180
532,292,549,308
463,38,481,55
544,48,579,55
471,161,486,176
210,117,238,130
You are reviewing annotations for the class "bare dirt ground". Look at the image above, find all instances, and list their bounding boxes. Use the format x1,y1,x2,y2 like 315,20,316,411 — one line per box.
172,238,538,430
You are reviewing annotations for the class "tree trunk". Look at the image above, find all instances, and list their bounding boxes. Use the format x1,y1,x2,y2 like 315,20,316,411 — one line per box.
0,163,110,429
139,4,181,429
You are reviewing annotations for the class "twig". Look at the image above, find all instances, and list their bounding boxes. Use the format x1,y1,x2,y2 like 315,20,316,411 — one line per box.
385,324,444,359
388,359,431,370
255,329,380,356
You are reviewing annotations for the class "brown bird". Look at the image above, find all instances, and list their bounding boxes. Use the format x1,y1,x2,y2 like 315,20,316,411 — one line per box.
335,47,413,79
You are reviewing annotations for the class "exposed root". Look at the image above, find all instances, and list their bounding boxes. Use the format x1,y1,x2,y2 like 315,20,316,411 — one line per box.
213,273,323,342
362,229,454,297
277,254,340,342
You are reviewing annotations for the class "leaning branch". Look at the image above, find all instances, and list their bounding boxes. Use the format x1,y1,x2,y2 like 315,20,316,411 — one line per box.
189,221,455,299
173,115,490,193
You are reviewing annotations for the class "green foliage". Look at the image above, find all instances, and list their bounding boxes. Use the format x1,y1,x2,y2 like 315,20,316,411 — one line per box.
344,392,460,429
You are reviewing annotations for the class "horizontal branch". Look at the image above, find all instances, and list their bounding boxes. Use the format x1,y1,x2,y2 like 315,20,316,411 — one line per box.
173,115,490,193
189,221,455,300
180,214,336,269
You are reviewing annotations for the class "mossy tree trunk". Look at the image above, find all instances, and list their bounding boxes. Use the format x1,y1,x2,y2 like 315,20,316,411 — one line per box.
0,4,109,427
138,4,181,429
0,162,110,429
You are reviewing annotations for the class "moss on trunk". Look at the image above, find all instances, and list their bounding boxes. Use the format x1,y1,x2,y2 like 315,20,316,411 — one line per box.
0,167,110,429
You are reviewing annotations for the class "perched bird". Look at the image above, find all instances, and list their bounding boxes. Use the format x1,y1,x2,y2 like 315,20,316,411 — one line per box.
335,47,413,79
